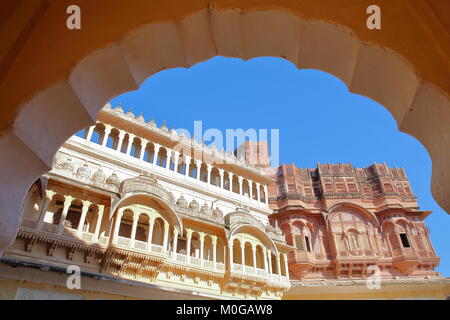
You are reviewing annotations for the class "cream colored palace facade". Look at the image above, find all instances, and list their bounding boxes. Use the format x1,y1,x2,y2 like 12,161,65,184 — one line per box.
0,104,449,300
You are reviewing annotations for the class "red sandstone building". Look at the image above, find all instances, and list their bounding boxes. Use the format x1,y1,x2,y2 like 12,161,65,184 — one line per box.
265,160,439,280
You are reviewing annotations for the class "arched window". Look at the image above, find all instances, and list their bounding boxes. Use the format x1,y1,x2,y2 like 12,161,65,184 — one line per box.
349,232,359,250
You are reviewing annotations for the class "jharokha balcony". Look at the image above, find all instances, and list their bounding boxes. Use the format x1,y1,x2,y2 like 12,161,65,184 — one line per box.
13,173,291,299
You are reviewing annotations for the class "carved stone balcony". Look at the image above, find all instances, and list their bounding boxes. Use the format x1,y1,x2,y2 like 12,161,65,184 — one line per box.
391,247,440,275
288,251,317,279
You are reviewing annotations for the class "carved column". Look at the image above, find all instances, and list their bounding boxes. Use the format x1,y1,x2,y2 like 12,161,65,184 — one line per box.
267,250,273,280
218,169,224,189
227,172,233,192
165,148,172,170
130,211,139,247
57,195,73,235
101,124,112,147
173,151,180,173
283,253,289,279
238,176,243,196
172,228,179,260
240,242,245,273
116,130,125,152
186,229,193,263
252,245,257,273
153,143,161,165
264,185,269,205
94,205,104,241
85,125,95,142
263,248,268,275
77,200,91,236
139,139,148,161
256,183,261,202
206,164,212,184
163,221,169,251
199,233,205,266
276,253,282,277
37,190,55,230
146,217,155,252
184,156,191,177
112,208,124,244
229,242,234,271
126,134,136,156
212,236,217,269
249,180,253,199
195,160,202,180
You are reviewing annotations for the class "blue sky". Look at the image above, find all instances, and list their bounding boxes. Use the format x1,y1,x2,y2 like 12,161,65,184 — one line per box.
110,56,449,276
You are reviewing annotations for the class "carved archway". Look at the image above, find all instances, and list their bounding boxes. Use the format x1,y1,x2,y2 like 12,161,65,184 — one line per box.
1,5,449,256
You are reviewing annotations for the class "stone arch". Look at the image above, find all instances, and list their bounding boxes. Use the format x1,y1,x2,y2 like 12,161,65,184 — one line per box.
229,225,278,255
232,238,242,264
327,202,379,227
90,122,106,145
112,193,183,236
244,241,254,267
152,217,165,245
107,127,120,149
255,244,265,269
1,7,449,257
216,237,225,264
203,235,214,261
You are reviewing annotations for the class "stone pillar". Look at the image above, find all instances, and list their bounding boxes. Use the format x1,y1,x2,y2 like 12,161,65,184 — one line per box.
93,205,104,241
218,169,224,189
146,217,155,252
264,185,269,205
153,143,161,165
206,165,212,184
240,242,245,272
165,149,172,170
276,253,282,277
112,208,124,244
116,130,125,152
195,160,202,180
77,200,91,236
263,248,268,275
184,156,191,177
228,172,233,192
249,180,253,199
267,250,273,280
186,229,193,263
163,221,169,251
229,242,234,271
101,125,112,147
252,245,257,273
126,134,135,156
256,183,261,202
57,195,73,235
85,125,95,142
172,228,179,260
37,190,55,230
238,176,243,196
212,236,217,269
130,212,139,247
139,139,148,161
173,151,180,173
283,253,289,279
199,233,205,266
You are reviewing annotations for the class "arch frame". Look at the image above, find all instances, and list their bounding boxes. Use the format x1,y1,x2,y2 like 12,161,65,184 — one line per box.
1,5,449,256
